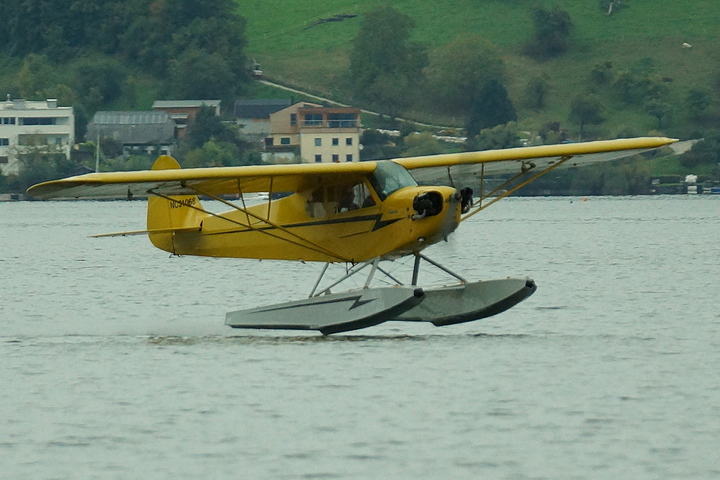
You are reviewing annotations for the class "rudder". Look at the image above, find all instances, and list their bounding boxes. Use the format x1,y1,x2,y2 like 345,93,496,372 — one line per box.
146,155,206,254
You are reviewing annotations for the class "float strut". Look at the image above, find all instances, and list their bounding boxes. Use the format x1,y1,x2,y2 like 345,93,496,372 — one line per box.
411,254,422,285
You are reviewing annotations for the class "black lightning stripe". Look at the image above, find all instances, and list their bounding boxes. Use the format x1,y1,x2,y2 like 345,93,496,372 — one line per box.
253,295,376,313
202,214,401,235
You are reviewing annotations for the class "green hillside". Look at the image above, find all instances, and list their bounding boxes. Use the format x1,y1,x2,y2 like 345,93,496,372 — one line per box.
2,0,718,193
239,0,720,138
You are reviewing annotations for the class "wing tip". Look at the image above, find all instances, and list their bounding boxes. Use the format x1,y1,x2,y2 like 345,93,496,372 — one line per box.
26,181,74,200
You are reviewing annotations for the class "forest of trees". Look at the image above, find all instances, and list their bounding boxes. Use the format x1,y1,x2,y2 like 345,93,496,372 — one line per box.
2,0,249,103
1,0,254,191
2,0,251,119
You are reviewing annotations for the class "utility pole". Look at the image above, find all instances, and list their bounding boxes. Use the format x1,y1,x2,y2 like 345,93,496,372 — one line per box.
95,131,100,172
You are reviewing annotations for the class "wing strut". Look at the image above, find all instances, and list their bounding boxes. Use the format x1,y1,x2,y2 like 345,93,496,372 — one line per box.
411,253,467,285
192,185,350,262
309,259,405,297
150,188,349,262
199,186,349,261
461,155,572,222
309,253,469,297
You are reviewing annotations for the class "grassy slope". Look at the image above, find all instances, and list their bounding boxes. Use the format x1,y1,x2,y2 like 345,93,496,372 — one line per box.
238,0,720,141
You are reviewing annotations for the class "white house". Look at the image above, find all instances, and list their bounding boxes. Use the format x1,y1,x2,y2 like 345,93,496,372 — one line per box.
0,97,75,175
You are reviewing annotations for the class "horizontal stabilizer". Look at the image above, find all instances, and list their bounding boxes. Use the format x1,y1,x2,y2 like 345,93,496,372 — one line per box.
91,226,201,238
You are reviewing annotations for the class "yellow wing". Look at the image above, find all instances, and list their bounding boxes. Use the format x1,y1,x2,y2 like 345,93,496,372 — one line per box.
27,137,676,201
395,137,677,187
28,156,378,200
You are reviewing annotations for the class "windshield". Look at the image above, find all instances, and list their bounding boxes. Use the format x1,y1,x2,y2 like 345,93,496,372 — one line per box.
369,161,418,200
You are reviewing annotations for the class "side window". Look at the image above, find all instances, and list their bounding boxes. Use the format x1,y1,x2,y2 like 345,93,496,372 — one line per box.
306,181,376,218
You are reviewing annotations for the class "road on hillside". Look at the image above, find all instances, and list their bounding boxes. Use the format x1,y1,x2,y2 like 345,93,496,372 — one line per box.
257,79,456,131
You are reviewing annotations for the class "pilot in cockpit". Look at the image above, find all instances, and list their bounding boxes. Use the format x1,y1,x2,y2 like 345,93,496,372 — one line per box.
338,185,359,213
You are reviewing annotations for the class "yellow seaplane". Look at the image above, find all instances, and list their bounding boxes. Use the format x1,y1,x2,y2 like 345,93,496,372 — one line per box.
28,137,675,334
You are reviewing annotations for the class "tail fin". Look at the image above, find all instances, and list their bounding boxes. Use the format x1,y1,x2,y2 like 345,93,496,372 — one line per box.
146,155,206,254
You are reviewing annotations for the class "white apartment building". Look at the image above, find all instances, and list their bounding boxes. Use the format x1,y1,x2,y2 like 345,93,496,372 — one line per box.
0,98,75,175
297,105,361,163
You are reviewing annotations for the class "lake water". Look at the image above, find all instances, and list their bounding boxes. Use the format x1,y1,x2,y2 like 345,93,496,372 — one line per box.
1,196,719,479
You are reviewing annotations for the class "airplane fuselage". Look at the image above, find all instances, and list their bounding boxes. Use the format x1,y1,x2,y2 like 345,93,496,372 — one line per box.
149,184,461,263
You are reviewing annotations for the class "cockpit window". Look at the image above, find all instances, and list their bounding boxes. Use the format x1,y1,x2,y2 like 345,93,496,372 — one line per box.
369,161,418,200
306,180,375,218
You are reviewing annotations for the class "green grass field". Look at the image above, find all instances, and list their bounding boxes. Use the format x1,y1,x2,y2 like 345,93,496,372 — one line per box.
237,0,720,139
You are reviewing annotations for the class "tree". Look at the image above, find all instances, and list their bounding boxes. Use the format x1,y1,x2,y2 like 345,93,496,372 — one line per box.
524,75,550,110
571,162,652,196
73,104,90,143
613,70,667,106
359,129,400,161
180,106,249,165
4,0,133,58
680,133,720,169
169,50,237,101
13,135,75,191
4,0,50,56
525,6,574,59
570,165,605,195
0,0,251,115
361,73,416,120
539,121,566,144
569,96,604,139
185,106,227,149
686,86,712,120
99,137,124,158
0,169,8,193
72,56,126,108
164,0,241,30
183,140,240,168
601,168,630,195
589,62,614,86
621,163,653,195
466,80,517,138
167,15,248,85
401,132,443,157
466,122,521,151
426,35,504,113
644,99,672,129
14,54,53,99
349,6,428,117
118,0,248,79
